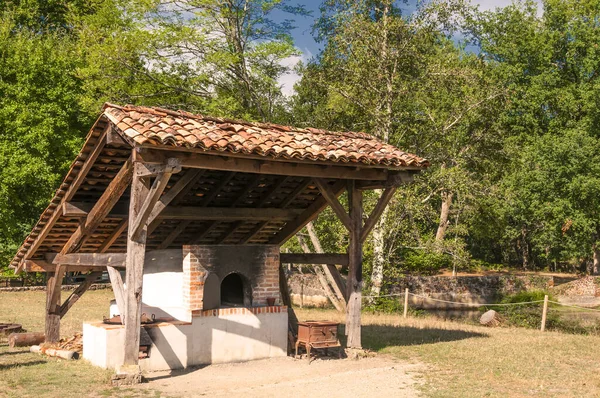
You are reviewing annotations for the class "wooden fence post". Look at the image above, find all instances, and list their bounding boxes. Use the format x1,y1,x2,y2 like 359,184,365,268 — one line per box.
540,295,549,332
403,288,409,319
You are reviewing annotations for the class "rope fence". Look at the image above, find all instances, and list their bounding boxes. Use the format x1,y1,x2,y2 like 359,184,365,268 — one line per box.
362,289,600,331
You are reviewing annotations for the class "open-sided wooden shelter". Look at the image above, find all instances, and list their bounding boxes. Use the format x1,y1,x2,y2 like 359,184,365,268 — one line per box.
10,103,428,368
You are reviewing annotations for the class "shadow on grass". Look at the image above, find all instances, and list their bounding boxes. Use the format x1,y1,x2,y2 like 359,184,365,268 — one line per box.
0,360,46,370
0,350,32,357
361,325,488,351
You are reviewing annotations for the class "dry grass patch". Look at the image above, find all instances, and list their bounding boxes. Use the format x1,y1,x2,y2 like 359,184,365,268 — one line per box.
296,308,600,398
0,289,160,397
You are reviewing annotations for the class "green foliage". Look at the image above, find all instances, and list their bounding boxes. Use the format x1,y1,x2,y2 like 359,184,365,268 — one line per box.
401,249,451,275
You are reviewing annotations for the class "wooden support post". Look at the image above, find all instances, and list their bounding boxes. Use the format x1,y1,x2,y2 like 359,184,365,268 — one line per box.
403,288,409,319
123,163,150,366
346,180,363,349
45,272,62,343
541,294,549,332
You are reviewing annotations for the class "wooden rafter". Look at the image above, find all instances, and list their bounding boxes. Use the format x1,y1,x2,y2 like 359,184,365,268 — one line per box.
158,220,192,250
146,168,205,235
270,181,346,245
240,177,306,244
98,219,128,253
60,157,133,255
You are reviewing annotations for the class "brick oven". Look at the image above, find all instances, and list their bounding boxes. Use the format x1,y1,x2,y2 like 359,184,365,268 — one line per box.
83,245,288,371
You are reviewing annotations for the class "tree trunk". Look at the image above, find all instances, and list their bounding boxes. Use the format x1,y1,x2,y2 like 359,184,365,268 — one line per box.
521,226,529,271
305,222,347,306
435,191,453,242
593,243,600,275
296,235,345,312
369,195,389,297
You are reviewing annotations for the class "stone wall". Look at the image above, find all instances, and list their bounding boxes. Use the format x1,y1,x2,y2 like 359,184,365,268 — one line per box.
287,272,554,309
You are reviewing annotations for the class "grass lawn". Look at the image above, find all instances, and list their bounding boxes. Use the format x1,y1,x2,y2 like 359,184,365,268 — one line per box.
2,290,600,397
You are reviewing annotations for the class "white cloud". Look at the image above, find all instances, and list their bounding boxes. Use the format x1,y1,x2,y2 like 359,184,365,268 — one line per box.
278,47,314,97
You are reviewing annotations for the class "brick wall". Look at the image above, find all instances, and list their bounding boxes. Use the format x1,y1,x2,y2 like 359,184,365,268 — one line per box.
182,245,281,311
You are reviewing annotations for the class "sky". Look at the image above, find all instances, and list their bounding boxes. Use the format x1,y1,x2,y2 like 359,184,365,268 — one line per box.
277,0,542,95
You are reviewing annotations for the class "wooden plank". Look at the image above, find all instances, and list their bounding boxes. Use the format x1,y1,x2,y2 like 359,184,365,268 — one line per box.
60,157,133,255
269,181,346,245
135,148,391,181
107,266,126,317
46,253,126,267
314,179,352,231
16,124,108,272
360,186,397,243
280,253,348,266
346,180,363,349
98,219,128,253
130,160,178,241
59,271,103,318
158,220,192,250
124,163,149,365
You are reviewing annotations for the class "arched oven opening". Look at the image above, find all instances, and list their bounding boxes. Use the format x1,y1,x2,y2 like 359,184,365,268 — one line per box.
220,273,251,307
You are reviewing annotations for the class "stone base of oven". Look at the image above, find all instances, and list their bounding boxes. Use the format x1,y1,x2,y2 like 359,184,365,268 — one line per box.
83,306,288,371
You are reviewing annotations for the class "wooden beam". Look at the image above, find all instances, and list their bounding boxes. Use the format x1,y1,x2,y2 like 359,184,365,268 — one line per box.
346,180,363,349
16,123,108,272
202,172,237,205
160,207,302,221
270,181,346,245
124,162,150,366
46,253,126,267
360,186,397,243
356,171,415,190
192,221,219,244
62,202,128,218
314,179,352,231
64,202,301,221
280,253,349,266
23,260,104,273
107,266,125,317
98,219,128,253
158,220,192,250
146,169,205,235
130,159,179,241
135,148,391,181
60,157,133,255
59,271,103,318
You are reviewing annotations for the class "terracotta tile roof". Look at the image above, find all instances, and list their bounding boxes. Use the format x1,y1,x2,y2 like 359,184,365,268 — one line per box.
103,103,429,169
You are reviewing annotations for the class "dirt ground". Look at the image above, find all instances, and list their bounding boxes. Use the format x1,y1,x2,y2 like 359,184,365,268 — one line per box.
140,355,424,397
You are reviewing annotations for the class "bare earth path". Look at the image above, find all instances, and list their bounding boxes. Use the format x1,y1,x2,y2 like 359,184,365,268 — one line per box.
140,355,424,397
